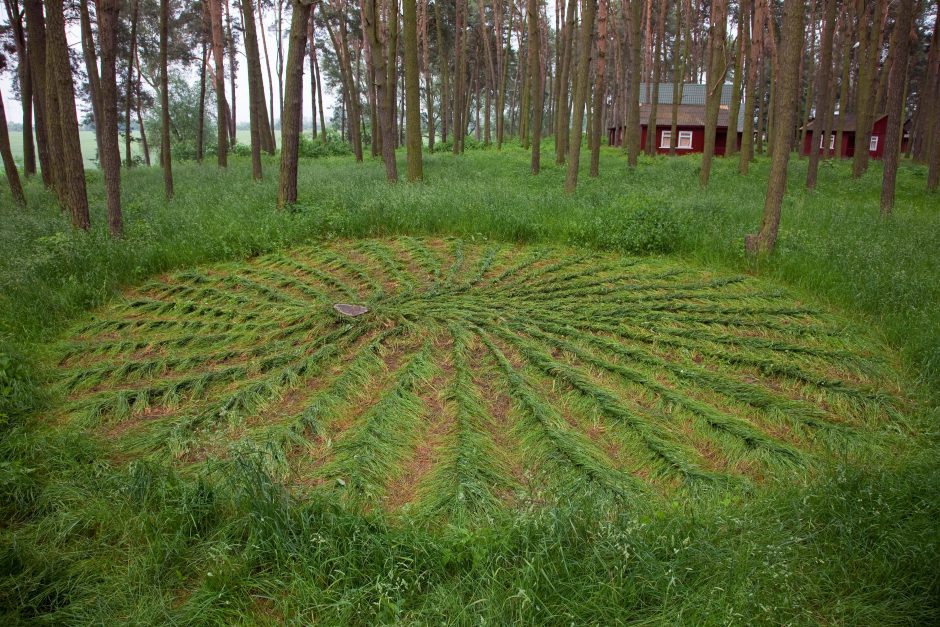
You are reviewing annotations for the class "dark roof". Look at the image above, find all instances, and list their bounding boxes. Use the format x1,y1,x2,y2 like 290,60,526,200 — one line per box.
608,104,743,131
638,83,736,106
803,113,887,132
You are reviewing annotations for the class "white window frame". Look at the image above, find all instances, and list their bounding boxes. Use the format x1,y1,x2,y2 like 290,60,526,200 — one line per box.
677,130,693,149
660,130,671,149
870,135,879,152
819,133,836,150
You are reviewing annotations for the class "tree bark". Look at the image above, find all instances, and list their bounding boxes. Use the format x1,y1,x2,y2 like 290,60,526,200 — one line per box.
699,0,727,187
745,0,802,256
159,0,174,198
851,0,884,178
208,0,229,166
364,0,399,178
434,0,450,144
554,0,577,163
726,3,743,156
23,0,50,186
806,0,836,189
626,0,642,166
645,0,666,156
44,0,90,229
79,0,103,159
258,0,278,149
4,0,36,176
879,0,915,215
564,0,596,192
589,0,608,176
243,0,266,177
527,0,543,173
125,0,139,167
0,92,26,206
277,0,313,207
196,42,207,162
225,0,237,145
403,0,423,180
96,0,124,235
419,0,434,151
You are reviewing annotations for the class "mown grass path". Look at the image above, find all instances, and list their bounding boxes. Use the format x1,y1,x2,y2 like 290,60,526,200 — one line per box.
53,237,911,521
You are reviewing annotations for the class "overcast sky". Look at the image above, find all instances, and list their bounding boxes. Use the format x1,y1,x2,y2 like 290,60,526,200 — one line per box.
1,9,338,127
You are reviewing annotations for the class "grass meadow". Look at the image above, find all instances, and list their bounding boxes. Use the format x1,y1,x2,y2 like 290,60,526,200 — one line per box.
0,144,938,623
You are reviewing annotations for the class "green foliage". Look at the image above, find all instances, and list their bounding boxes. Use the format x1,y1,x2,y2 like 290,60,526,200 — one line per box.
297,132,352,158
144,73,218,162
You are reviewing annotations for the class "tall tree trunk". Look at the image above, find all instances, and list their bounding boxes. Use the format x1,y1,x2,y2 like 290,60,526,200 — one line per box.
799,0,816,154
645,0,666,156
806,0,836,189
308,10,317,140
453,0,466,153
554,0,576,163
258,0,278,149
97,0,124,235
159,0,174,197
564,0,597,192
589,0,607,176
196,42,207,162
420,0,434,151
745,0,802,256
24,0,51,186
852,0,884,178
834,12,851,159
699,0,727,187
528,0,543,173
277,0,312,207
626,0,642,166
879,0,915,215
125,0,139,167
321,0,363,159
386,0,400,148
314,39,327,142
134,56,151,166
364,0,399,179
208,0,229,166
79,0,103,159
497,0,513,148
225,0,237,145
434,0,450,143
4,0,36,176
44,0,90,229
243,0,266,177
726,3,743,156
403,0,423,180
0,92,26,206
669,0,687,155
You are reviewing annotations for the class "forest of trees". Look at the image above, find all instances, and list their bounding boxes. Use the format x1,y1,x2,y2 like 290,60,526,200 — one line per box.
1,0,938,249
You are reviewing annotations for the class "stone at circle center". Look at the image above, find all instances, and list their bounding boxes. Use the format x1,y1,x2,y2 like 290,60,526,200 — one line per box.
333,303,370,317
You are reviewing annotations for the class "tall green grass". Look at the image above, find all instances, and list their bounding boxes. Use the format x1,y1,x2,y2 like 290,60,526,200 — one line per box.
0,144,938,623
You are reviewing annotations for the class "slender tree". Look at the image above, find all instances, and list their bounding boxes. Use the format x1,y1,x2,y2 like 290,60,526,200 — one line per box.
278,0,313,207
625,0,642,166
364,0,399,179
403,0,423,180
3,0,36,176
554,0,576,163
699,0,727,187
243,0,267,177
208,0,229,166
159,0,174,197
23,0,51,186
745,0,803,256
0,90,26,206
196,42,207,162
125,0,139,167
565,0,597,192
806,0,836,189
879,0,915,215
528,0,543,173
739,0,756,173
645,0,666,156
589,0,608,176
726,3,743,156
78,0,103,157
852,0,884,178
44,0,90,229
96,0,124,235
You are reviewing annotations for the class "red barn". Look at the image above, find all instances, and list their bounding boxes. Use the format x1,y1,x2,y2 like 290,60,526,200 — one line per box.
801,113,911,159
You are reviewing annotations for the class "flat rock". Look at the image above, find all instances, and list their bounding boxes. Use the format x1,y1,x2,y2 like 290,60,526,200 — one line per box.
333,303,369,317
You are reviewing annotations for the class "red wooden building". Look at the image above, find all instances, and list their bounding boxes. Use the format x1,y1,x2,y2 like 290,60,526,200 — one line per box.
608,104,743,155
801,113,911,159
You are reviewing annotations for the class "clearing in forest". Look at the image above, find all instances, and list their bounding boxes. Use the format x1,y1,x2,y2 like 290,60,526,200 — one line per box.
51,237,911,521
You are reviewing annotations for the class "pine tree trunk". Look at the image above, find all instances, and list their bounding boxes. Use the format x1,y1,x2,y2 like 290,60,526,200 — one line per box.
0,92,26,206
726,5,743,156
564,0,596,192
314,41,328,142
24,0,51,187
434,0,449,143
97,0,124,235
208,0,228,166
44,0,90,229
834,13,850,159
852,0,884,178
527,0,543,172
225,0,237,145
699,0,727,187
745,0,802,256
879,0,915,215
645,0,666,157
158,0,174,198
134,66,151,166
258,0,278,150
807,0,836,189
364,0,399,179
626,0,642,166
125,0,139,167
4,0,36,176
554,0,577,163
277,0,312,207
243,0,266,178
589,0,607,176
196,42,207,162
308,11,317,140
420,0,435,151
79,0,103,159
403,0,423,180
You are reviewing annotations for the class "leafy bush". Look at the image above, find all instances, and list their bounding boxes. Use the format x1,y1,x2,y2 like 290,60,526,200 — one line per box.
298,133,352,158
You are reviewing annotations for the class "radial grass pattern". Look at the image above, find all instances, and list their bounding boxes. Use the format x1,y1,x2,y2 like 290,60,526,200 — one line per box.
52,237,911,518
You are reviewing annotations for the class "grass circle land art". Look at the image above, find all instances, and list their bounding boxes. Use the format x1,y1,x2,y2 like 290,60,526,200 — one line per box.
54,238,908,520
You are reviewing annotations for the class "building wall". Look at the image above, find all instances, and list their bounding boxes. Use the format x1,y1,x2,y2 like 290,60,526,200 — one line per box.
608,125,739,155
800,116,897,159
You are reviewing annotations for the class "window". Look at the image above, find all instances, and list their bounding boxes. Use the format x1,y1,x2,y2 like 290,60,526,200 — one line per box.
870,135,879,152
660,130,671,149
819,134,836,150
678,131,693,149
